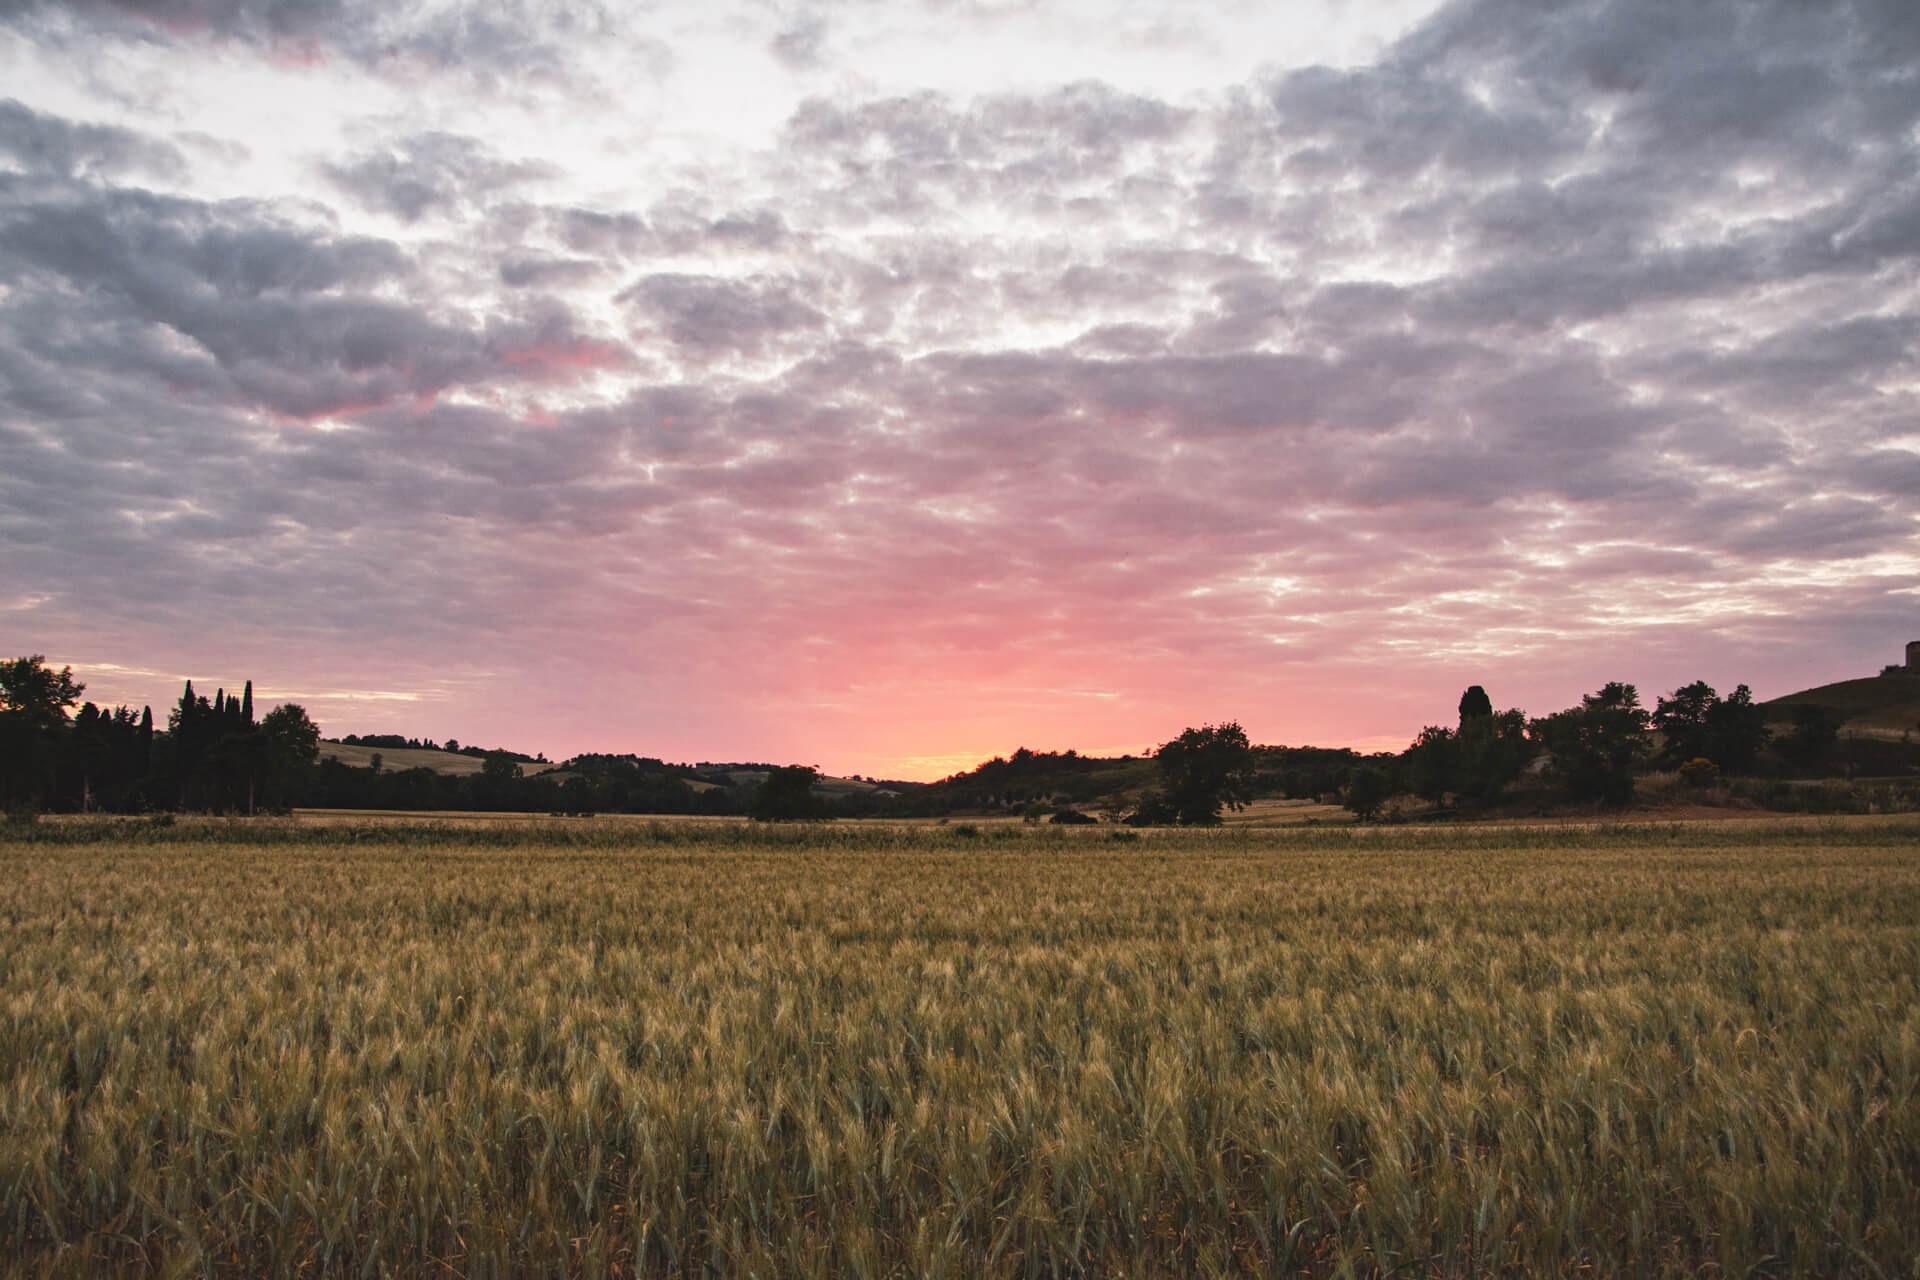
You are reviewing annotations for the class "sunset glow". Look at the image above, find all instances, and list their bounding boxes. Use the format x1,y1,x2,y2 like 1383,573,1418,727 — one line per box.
3,0,1917,779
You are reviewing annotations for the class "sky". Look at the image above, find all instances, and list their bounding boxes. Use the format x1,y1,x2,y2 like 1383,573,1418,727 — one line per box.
2,0,1917,780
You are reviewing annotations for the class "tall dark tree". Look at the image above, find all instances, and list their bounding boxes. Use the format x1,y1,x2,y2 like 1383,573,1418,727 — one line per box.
751,765,827,821
1401,689,1533,810
259,703,321,810
1531,682,1651,806
1653,680,1718,765
1779,704,1840,771
1343,765,1390,821
1403,725,1457,805
1653,680,1770,774
0,656,85,732
0,656,85,811
1455,707,1533,806
1705,685,1769,773
1141,722,1255,825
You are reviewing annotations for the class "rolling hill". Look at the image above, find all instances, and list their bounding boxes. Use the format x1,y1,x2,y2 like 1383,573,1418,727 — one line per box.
1761,670,1920,740
318,742,562,776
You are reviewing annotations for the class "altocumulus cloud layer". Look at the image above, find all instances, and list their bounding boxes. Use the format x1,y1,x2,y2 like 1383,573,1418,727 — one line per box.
1,0,1916,774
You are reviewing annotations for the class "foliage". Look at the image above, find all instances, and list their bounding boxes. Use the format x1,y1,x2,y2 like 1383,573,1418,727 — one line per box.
1141,721,1255,825
1779,703,1842,771
1,818,1918,1276
1652,681,1769,772
1531,682,1652,806
0,656,86,809
1342,765,1389,820
1678,757,1721,787
0,654,84,732
751,764,828,820
1400,691,1534,809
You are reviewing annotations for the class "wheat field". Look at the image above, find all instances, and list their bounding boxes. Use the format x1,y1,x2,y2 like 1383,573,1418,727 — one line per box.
2,817,1917,1276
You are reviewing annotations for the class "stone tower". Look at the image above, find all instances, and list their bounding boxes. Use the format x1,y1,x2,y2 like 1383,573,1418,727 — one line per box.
1909,640,1920,671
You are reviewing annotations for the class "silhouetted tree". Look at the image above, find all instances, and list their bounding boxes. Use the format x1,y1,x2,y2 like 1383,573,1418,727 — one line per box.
1403,725,1456,805
1653,680,1718,765
1654,681,1771,774
1142,722,1254,825
1455,707,1533,806
752,765,827,820
1401,691,1532,810
0,656,85,811
1704,684,1769,773
259,703,320,811
1343,766,1389,821
1531,682,1650,806
1779,704,1840,772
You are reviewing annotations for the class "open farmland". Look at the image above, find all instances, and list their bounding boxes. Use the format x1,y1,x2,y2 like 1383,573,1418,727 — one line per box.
2,818,1918,1276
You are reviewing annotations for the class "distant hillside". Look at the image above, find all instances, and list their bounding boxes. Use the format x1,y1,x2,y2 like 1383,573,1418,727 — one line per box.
913,743,1370,816
319,742,562,776
1762,671,1920,739
706,769,908,800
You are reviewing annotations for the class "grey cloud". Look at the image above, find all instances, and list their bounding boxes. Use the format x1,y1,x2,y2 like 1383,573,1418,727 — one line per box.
622,273,828,355
499,255,602,288
1718,497,1911,559
0,98,186,180
0,182,622,420
1265,63,1571,183
555,207,652,256
770,15,826,69
323,132,553,222
2,0,651,86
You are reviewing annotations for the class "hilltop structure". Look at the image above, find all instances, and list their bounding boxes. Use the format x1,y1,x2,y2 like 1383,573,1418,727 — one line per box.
1910,639,1920,671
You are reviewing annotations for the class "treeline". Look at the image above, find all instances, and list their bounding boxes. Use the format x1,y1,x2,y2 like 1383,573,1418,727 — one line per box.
7,654,1915,822
1,657,320,816
305,753,738,816
920,677,1918,825
1344,679,1911,819
338,733,545,763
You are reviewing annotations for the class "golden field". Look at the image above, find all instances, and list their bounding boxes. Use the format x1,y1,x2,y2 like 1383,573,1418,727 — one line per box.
2,816,1917,1276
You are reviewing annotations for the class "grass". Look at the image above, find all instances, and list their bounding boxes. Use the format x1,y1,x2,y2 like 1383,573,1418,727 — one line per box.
2,816,1917,1276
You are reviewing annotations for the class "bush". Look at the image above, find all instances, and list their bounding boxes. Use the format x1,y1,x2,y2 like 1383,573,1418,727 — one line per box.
1678,758,1721,788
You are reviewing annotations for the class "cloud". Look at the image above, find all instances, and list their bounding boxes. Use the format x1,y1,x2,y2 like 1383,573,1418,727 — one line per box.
0,97,187,180
323,132,554,222
0,0,651,85
621,273,829,357
3,0,1918,771
770,15,827,70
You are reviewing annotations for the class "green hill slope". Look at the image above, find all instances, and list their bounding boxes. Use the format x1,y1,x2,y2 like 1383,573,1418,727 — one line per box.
1761,672,1920,739
319,742,561,776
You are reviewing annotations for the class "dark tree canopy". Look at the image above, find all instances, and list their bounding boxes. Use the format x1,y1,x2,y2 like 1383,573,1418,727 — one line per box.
1457,685,1493,726
1343,766,1389,822
0,656,84,733
1653,680,1771,772
1146,722,1255,825
752,765,827,821
1531,682,1651,807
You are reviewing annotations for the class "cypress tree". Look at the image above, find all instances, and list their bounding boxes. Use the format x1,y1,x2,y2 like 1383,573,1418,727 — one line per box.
1458,685,1493,726
241,680,253,724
